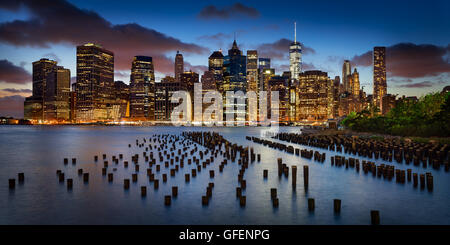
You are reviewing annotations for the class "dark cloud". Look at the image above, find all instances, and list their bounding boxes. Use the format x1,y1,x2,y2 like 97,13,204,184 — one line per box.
185,63,208,75
397,81,434,88
197,33,232,42
198,3,260,20
42,53,61,63
0,95,25,118
0,59,31,84
0,0,207,72
302,62,319,71
1,88,32,93
351,43,450,78
256,39,315,60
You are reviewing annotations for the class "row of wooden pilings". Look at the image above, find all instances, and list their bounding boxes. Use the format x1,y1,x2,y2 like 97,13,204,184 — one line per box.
273,132,449,171
331,155,434,191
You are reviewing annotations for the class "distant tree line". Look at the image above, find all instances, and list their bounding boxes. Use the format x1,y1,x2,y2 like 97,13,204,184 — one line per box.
341,92,450,137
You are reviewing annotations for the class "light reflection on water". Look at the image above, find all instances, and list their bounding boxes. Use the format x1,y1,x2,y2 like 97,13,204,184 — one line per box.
0,125,449,225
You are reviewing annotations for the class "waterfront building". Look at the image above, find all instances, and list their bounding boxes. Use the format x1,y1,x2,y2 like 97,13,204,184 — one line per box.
75,43,114,121
130,56,155,120
296,70,334,122
43,66,71,121
155,76,182,121
373,46,387,112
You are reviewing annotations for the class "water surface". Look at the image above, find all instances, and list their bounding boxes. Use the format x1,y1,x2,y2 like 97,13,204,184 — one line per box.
1,126,449,225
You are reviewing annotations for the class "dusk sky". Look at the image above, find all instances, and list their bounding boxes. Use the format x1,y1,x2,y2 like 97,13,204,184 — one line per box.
0,0,449,117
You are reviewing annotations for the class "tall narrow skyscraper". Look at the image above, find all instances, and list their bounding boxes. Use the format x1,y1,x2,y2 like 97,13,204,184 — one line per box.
130,56,155,120
208,50,224,92
246,50,258,92
289,22,302,80
175,51,184,82
24,58,58,121
352,68,360,98
44,66,71,121
373,47,387,111
75,43,114,121
342,60,351,92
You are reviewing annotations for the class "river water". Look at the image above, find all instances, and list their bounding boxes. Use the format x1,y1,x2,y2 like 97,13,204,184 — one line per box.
1,126,449,224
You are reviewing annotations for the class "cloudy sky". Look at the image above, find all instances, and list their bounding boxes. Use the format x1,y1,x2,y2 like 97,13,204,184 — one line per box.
0,0,449,117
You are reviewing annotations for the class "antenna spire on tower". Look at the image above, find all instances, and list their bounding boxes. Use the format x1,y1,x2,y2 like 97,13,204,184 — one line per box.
294,22,297,43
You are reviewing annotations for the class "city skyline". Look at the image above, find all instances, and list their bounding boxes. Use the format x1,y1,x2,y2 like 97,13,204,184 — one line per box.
0,0,449,118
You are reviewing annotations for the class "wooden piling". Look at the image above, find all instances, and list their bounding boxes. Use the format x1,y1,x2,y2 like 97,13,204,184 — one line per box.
334,199,341,213
67,178,73,190
303,165,309,188
124,179,130,189
172,186,178,197
165,195,171,206
236,187,242,197
308,198,315,211
83,173,89,183
240,196,246,207
18,173,24,182
9,179,15,189
371,210,380,225
270,188,277,200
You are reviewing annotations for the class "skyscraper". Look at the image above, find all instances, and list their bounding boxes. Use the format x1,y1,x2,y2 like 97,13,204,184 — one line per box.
223,39,246,91
175,51,184,82
223,39,247,123
208,50,224,92
296,70,334,122
130,56,155,120
342,60,351,92
246,50,258,92
155,76,180,121
289,22,302,80
24,58,58,121
75,43,114,121
258,58,270,92
373,47,387,111
44,66,71,121
352,68,360,98
180,71,199,121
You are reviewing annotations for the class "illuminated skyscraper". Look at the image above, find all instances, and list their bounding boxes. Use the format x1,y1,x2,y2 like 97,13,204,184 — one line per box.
175,51,184,82
223,39,246,90
44,66,71,121
258,58,270,92
373,46,387,111
75,43,114,121
296,71,334,122
208,50,224,92
180,71,199,121
155,76,181,121
246,50,258,92
24,58,58,121
130,56,155,120
289,22,302,80
352,68,360,98
342,60,351,92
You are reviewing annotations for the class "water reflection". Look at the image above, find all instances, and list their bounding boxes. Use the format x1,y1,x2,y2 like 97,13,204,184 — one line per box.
0,125,449,225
